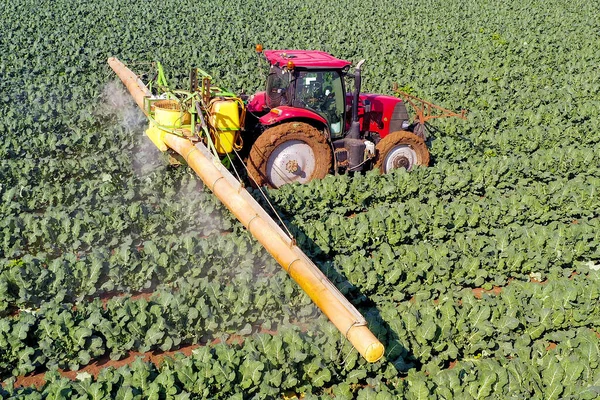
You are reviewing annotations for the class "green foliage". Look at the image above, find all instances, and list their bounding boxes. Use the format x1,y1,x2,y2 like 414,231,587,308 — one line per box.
1,0,600,397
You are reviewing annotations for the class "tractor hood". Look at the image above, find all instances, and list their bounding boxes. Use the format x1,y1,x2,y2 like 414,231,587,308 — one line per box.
258,106,328,127
346,93,408,138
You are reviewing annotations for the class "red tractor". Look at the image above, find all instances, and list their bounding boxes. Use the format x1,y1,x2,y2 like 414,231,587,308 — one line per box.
243,48,433,188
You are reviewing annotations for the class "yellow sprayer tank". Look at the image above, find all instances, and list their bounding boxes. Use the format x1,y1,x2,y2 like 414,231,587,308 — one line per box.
154,99,191,127
209,100,239,154
145,100,191,151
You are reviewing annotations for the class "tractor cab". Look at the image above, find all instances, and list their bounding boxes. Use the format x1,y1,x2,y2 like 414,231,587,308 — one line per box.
245,47,435,188
262,50,350,138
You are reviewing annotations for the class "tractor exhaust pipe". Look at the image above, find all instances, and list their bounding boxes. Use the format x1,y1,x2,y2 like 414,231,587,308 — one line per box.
346,59,365,139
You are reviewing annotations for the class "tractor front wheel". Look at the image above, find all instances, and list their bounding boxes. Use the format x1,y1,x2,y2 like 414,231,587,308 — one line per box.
374,131,430,173
246,122,332,188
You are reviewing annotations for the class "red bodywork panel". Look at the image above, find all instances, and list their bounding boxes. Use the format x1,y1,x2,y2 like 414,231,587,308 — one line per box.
346,93,405,139
251,48,406,138
250,92,404,138
263,50,352,70
258,106,328,127
247,91,267,113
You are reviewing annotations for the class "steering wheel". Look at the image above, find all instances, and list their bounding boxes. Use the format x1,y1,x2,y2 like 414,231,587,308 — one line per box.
306,97,320,107
305,82,324,107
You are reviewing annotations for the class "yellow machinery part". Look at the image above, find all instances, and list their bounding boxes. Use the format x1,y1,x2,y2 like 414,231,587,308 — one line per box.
209,100,240,154
154,99,191,127
145,126,168,151
145,100,192,151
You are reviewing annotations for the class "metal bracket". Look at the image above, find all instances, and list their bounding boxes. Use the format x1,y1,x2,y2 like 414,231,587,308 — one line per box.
211,176,224,192
246,214,260,230
393,83,468,126
286,258,301,274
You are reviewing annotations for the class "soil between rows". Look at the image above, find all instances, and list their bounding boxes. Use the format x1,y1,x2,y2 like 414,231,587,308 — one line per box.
6,272,583,389
12,343,200,389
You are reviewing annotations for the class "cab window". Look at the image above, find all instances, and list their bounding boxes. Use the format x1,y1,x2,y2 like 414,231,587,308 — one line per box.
294,70,345,136
266,66,291,108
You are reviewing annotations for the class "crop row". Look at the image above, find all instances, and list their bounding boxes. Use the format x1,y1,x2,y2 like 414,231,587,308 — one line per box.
301,208,598,275
269,144,600,218
377,272,600,371
0,231,267,316
4,330,600,399
1,155,232,251
294,188,599,255
330,217,599,299
2,264,598,386
3,285,599,399
0,259,315,379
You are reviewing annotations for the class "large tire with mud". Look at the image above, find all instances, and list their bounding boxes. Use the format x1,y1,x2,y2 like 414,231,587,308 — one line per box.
374,131,430,173
246,122,332,188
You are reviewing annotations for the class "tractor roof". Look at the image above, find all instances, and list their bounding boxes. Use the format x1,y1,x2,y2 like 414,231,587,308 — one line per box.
263,50,352,70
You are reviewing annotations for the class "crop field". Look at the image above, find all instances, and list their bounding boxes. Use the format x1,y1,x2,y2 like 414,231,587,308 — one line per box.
2,0,600,398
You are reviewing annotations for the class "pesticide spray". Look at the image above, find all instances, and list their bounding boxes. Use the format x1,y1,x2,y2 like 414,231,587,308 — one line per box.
97,81,162,178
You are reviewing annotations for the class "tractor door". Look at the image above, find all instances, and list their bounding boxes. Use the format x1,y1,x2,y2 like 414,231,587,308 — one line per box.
266,66,292,108
294,70,345,138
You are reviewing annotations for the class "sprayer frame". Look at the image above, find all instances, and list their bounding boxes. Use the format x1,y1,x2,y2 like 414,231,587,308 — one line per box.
143,62,243,159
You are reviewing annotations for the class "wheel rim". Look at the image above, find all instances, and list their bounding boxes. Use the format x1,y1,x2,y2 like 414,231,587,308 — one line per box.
266,140,316,187
383,144,417,173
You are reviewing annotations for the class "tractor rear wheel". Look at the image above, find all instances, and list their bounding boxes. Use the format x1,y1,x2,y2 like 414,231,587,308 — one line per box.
246,122,332,188
374,131,430,173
